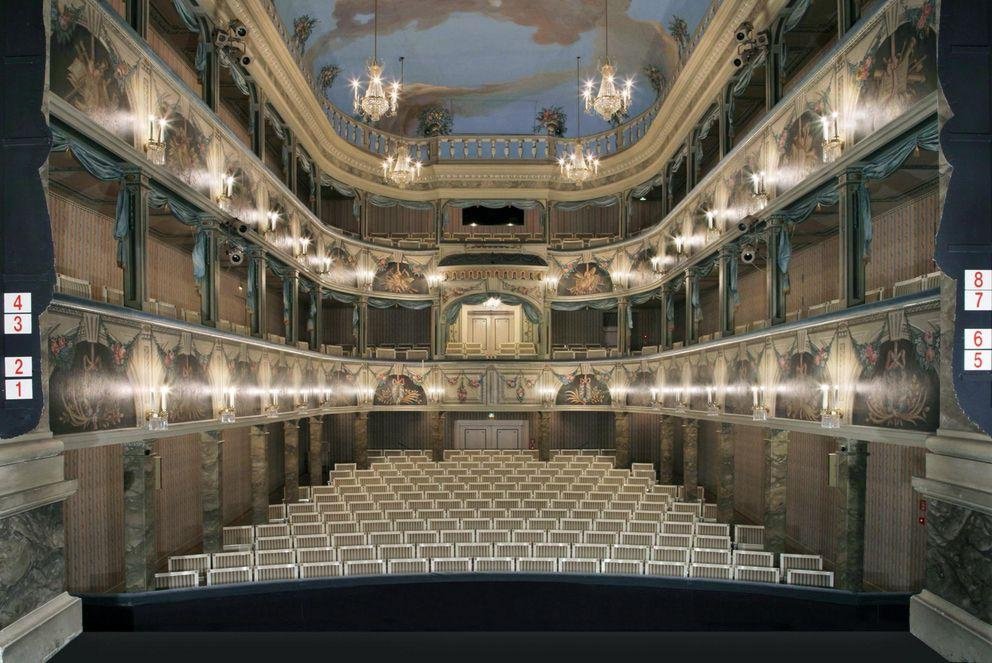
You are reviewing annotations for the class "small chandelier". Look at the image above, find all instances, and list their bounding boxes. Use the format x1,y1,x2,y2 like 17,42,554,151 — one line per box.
583,0,633,122
560,56,600,186
350,0,400,122
382,142,422,187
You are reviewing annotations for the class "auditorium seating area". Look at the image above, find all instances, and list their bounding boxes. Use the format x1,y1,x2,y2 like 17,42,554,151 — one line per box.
157,451,831,591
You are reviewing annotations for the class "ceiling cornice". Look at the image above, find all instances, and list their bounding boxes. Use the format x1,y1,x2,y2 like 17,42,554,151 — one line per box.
204,0,788,200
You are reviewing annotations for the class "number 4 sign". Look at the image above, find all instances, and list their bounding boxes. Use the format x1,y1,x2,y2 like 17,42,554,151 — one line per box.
3,292,32,335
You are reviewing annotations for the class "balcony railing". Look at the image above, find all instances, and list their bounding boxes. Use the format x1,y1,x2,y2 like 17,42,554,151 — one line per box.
322,98,662,165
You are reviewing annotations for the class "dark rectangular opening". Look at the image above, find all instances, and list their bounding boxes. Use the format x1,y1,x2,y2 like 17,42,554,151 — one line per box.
461,206,524,227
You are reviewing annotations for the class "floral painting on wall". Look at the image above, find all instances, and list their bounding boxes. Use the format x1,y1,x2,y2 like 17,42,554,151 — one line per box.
50,1,136,143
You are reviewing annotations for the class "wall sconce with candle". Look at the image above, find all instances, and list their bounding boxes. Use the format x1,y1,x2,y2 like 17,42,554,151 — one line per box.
220,387,237,424
750,171,768,211
320,387,332,406
751,385,768,421
294,236,311,258
673,235,685,255
146,385,170,431
821,112,844,163
820,383,842,428
145,115,167,166
266,388,280,416
706,386,720,416
217,173,235,212
265,210,280,233
544,275,560,292
674,387,688,412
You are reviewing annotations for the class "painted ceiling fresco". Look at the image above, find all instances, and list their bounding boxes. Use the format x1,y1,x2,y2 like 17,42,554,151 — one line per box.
274,0,714,136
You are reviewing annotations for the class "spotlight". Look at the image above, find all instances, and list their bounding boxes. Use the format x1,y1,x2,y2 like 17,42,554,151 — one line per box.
229,20,249,39
740,243,756,264
239,54,253,67
226,246,245,265
734,21,753,42
236,222,251,236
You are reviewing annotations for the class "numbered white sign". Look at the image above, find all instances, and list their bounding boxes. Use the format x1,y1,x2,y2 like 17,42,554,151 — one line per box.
964,269,992,311
965,349,991,372
3,356,31,377
3,292,31,314
4,378,33,400
3,313,30,335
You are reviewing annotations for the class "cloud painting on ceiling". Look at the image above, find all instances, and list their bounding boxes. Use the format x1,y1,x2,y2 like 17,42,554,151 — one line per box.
274,0,715,137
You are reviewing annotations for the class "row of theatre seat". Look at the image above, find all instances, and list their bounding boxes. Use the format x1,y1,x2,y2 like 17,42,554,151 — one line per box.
157,452,832,591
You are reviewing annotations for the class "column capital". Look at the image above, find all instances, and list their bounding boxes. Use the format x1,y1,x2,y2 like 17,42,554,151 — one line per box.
838,167,865,185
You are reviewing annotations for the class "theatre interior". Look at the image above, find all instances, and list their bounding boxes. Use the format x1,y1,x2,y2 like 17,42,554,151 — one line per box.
1,0,990,660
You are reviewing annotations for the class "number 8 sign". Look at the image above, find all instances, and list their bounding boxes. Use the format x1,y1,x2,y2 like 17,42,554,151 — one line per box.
965,270,992,311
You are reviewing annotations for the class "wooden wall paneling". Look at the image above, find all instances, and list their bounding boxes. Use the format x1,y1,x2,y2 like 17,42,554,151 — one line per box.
218,267,248,326
368,412,430,450
864,442,926,591
366,205,433,237
153,433,204,565
217,101,251,150
265,423,285,501
784,432,839,566
147,233,201,312
221,426,253,525
551,205,619,239
367,307,431,347
63,446,124,593
48,191,122,298
551,308,608,346
445,206,543,240
320,197,359,235
864,188,939,292
146,25,199,92
443,411,538,450
732,424,765,523
326,413,356,464
549,412,615,450
629,199,665,236
629,413,660,466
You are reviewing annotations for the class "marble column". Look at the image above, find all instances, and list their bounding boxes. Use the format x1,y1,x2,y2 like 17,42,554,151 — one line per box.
354,412,369,469
123,440,156,591
308,416,325,487
200,431,223,554
249,426,269,524
430,411,446,462
537,411,551,462
614,412,630,468
833,439,868,591
0,439,79,659
762,429,789,554
659,415,675,484
283,421,300,502
717,423,735,524
682,420,699,500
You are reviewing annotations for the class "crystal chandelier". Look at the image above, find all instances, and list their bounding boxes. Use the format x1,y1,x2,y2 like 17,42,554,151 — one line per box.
560,56,600,185
583,0,633,122
351,0,400,122
382,142,422,187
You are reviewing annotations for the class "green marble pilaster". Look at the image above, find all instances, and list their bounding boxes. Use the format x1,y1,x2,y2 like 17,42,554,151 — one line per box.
431,412,446,462
717,423,735,523
925,500,992,625
537,411,551,462
122,440,155,591
0,503,66,630
354,412,369,469
614,412,630,468
283,421,300,502
249,426,269,524
200,431,223,553
682,420,699,500
659,415,675,484
308,416,325,487
763,429,789,554
833,439,868,591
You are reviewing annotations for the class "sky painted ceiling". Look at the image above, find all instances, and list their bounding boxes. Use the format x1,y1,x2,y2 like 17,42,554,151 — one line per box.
273,0,714,137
